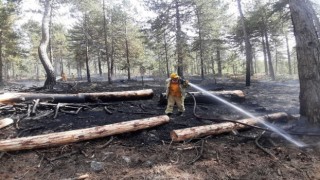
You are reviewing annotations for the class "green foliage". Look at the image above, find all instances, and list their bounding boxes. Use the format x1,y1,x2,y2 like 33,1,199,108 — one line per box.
0,1,21,82
0,0,303,81
66,0,147,77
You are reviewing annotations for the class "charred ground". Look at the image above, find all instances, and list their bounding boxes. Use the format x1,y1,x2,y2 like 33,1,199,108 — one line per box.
0,77,319,179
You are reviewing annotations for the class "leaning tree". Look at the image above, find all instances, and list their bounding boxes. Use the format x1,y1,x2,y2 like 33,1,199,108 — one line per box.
289,0,320,122
38,0,56,89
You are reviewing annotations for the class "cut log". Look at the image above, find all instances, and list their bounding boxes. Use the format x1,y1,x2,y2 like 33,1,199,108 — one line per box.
0,118,14,129
0,89,154,104
159,90,245,105
0,115,169,152
171,112,288,141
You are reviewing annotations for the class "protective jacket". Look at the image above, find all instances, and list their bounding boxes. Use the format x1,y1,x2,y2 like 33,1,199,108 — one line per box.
165,78,188,98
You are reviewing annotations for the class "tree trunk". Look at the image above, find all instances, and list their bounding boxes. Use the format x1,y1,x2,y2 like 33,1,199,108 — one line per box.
93,59,97,74
305,0,320,37
195,52,199,74
251,48,255,75
285,33,292,75
253,48,257,74
84,13,91,83
60,56,64,74
171,112,288,141
0,30,3,85
49,7,53,64
103,0,111,84
11,61,15,80
217,48,222,76
159,90,245,105
261,31,268,75
164,32,170,78
111,37,115,77
237,0,252,86
38,0,56,89
68,63,71,76
98,51,102,76
211,55,215,75
0,89,154,104
264,30,275,80
77,61,82,80
196,8,204,80
125,20,130,80
85,36,90,83
110,12,115,77
0,115,169,152
175,0,183,77
4,61,8,80
36,60,39,81
289,0,320,122
275,42,278,74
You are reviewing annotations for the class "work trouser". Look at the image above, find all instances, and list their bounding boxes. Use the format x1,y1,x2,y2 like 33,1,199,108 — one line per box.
165,95,185,114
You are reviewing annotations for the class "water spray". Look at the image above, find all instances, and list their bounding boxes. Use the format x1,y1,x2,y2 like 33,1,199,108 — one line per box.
188,82,306,147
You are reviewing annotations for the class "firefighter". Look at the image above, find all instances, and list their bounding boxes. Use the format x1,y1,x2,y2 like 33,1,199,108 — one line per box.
165,73,189,116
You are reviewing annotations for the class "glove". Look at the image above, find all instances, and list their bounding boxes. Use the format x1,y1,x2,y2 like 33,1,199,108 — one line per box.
180,78,189,85
179,78,186,84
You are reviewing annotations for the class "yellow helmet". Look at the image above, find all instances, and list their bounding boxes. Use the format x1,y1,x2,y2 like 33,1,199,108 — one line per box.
170,73,179,79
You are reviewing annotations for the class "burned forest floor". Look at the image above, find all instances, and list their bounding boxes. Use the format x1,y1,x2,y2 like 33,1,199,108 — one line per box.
0,76,320,180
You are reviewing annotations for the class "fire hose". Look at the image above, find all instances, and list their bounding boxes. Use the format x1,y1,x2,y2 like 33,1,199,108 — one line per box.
187,92,320,138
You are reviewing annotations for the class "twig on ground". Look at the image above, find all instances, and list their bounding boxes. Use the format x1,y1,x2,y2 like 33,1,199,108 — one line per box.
37,154,45,168
24,111,54,120
169,152,180,164
187,139,205,165
175,145,201,151
60,107,82,115
54,103,61,119
99,136,114,149
231,130,256,139
255,131,278,160
139,104,146,111
75,107,83,114
103,106,113,115
15,116,23,129
0,105,13,110
81,150,89,157
27,104,31,117
47,150,78,162
31,99,40,115
72,173,90,180
216,150,220,164
0,152,4,160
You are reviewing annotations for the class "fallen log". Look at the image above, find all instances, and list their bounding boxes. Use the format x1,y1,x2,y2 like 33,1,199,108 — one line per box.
0,115,169,152
159,90,245,105
0,118,14,129
170,112,288,141
0,89,154,104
